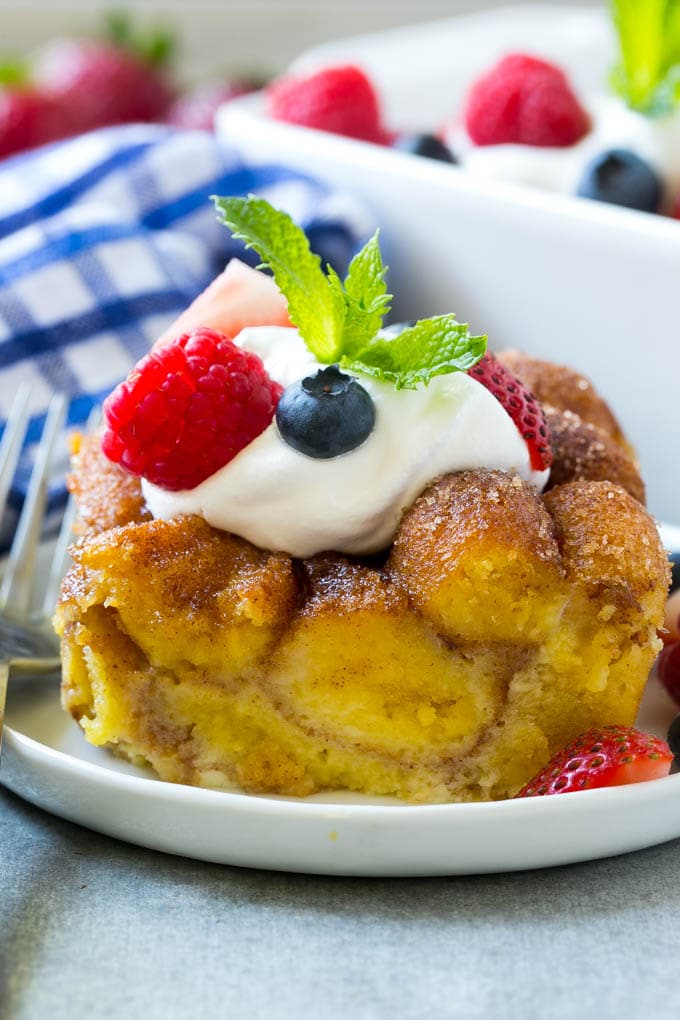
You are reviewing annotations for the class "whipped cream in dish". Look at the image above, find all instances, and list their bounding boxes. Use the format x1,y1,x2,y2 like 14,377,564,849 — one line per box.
447,96,680,205
143,326,549,558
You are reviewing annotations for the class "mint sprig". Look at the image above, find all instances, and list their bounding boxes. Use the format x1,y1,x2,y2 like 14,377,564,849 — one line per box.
213,195,486,390
610,0,680,114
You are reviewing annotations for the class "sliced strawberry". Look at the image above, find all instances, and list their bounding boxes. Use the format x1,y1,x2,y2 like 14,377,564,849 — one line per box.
468,352,552,471
516,726,673,797
154,260,291,351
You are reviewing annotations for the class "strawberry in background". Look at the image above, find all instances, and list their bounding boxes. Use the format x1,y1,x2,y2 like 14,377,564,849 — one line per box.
33,12,175,136
0,13,174,157
0,12,262,160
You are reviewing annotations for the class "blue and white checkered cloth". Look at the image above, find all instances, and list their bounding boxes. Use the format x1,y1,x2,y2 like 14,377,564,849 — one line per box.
0,124,375,543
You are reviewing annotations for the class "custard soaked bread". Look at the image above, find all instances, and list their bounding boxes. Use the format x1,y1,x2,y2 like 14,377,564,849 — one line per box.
54,201,669,802
56,411,668,802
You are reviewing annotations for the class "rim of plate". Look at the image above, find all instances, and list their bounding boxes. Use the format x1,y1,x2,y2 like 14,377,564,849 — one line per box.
5,722,680,822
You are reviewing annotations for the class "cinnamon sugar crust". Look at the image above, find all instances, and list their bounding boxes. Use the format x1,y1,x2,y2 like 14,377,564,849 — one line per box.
497,349,629,448
544,407,645,503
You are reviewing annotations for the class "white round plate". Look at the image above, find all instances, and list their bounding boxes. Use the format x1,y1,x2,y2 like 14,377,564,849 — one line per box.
1,671,678,877
2,523,678,877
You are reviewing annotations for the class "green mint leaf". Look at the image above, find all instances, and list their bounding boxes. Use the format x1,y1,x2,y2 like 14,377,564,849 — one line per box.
340,231,392,357
343,316,487,391
213,194,344,362
213,195,487,391
610,0,680,114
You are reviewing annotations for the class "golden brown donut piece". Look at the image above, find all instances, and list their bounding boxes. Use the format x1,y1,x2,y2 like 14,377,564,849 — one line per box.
69,432,149,538
542,480,670,615
58,515,297,677
497,349,628,448
389,470,564,645
544,407,645,504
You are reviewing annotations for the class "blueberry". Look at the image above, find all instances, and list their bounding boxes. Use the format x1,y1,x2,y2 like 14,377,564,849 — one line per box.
576,148,662,213
276,365,375,458
392,133,457,163
667,714,680,762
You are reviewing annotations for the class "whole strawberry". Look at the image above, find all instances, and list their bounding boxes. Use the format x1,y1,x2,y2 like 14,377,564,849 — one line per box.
464,53,590,147
0,86,68,158
267,65,388,144
468,352,552,471
516,726,673,797
102,326,283,491
35,31,173,133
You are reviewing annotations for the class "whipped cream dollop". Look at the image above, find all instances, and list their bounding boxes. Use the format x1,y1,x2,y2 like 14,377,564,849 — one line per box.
447,96,680,204
143,326,548,558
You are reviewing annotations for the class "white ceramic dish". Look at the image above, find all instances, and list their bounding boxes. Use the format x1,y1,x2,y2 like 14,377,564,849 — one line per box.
217,4,680,525
1,522,678,877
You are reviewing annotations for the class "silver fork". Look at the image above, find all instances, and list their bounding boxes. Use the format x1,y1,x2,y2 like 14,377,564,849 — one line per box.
0,387,74,748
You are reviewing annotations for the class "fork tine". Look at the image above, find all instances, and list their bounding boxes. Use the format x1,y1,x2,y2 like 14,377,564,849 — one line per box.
0,393,67,618
41,405,100,619
42,494,76,620
0,382,31,521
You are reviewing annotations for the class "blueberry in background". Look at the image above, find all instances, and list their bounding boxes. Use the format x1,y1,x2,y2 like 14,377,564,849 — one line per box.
392,133,457,163
276,365,375,459
576,148,662,213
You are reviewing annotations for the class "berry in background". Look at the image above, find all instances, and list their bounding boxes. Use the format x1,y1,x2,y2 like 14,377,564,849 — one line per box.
464,53,590,147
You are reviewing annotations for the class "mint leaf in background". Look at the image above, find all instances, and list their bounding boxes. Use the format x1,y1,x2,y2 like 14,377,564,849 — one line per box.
610,0,680,114
214,194,344,363
344,316,487,391
339,231,392,357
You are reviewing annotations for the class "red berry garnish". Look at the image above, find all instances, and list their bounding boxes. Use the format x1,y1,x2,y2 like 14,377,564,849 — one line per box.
267,64,388,144
464,53,590,148
658,641,680,707
0,87,69,158
101,327,283,491
516,726,673,798
468,352,552,471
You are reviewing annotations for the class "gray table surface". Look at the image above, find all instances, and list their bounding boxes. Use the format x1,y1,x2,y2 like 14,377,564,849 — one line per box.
2,788,680,1020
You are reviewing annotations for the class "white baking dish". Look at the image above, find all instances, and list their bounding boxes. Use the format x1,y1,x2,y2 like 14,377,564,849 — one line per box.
217,5,679,524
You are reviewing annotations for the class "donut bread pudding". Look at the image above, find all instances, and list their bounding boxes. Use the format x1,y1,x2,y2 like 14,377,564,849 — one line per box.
56,346,669,803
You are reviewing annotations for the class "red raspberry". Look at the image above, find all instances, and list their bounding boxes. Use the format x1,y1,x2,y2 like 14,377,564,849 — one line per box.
464,53,590,147
516,726,673,798
267,65,388,144
101,327,283,491
468,353,552,471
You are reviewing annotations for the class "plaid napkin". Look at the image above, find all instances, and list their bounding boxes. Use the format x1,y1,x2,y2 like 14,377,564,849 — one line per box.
0,124,374,543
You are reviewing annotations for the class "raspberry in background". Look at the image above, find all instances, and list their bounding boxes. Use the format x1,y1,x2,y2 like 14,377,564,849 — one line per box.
468,352,552,471
516,725,673,797
464,53,590,147
267,64,388,144
102,327,283,491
